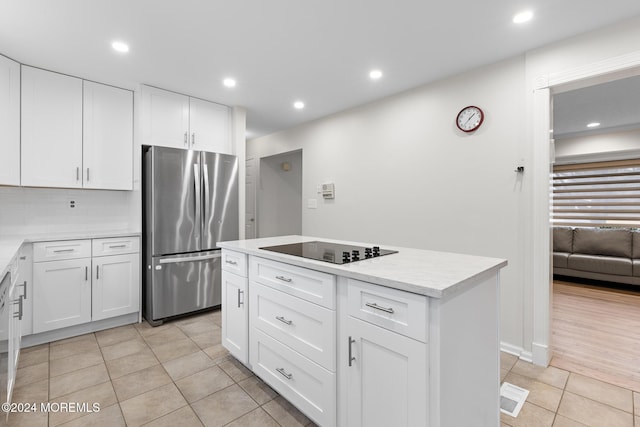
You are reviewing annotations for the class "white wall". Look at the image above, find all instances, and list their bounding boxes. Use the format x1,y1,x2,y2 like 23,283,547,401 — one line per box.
555,128,640,162
0,186,138,236
249,56,527,350
258,150,302,237
248,14,640,358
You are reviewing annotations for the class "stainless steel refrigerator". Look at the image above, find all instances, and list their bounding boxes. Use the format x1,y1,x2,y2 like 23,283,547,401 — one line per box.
142,145,239,325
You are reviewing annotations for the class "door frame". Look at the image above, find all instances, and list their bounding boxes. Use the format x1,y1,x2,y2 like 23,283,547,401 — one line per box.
531,50,640,366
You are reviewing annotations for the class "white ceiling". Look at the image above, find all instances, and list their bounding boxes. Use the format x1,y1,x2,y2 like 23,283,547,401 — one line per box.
553,75,640,138
2,0,640,138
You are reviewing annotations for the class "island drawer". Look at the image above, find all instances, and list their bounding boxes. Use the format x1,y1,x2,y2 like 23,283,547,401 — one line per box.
251,328,335,426
251,282,336,371
250,257,336,309
33,240,91,262
347,279,428,343
92,236,139,256
222,250,248,277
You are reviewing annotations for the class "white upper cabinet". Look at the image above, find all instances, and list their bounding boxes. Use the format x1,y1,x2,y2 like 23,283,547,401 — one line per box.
83,81,134,190
141,85,232,154
21,66,134,190
141,85,190,149
21,66,83,188
189,97,231,153
0,55,20,186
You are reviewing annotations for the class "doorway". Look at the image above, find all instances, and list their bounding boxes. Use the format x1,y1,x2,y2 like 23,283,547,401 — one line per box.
531,51,640,369
257,150,303,238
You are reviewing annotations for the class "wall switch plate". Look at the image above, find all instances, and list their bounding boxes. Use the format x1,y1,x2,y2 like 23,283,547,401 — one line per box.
307,199,317,209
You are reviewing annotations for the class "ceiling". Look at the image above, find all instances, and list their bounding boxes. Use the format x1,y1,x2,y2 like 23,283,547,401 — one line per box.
553,75,640,138
2,1,640,138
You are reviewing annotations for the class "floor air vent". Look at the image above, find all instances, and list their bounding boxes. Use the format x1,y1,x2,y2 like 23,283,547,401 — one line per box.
500,382,529,418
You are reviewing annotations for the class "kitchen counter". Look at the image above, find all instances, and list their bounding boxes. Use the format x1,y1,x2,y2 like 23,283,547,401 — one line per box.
0,230,141,278
218,235,507,299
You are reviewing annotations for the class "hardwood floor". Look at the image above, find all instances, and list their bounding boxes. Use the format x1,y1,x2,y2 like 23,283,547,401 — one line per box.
551,279,640,392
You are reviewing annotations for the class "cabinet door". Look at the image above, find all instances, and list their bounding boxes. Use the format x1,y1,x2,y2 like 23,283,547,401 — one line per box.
17,244,33,337
141,85,189,149
189,97,231,153
21,66,83,188
33,258,91,333
83,81,134,190
0,55,20,186
346,316,428,427
222,271,248,364
92,253,140,321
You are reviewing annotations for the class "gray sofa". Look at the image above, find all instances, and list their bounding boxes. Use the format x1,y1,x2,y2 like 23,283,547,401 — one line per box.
553,226,640,286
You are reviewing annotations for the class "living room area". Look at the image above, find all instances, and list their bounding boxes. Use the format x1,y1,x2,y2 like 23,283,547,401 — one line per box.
550,74,640,394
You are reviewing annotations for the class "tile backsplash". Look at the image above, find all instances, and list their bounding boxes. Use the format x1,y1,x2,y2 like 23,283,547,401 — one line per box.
0,186,140,237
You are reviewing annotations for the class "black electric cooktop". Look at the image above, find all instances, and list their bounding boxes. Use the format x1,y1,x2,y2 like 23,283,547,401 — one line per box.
260,241,398,264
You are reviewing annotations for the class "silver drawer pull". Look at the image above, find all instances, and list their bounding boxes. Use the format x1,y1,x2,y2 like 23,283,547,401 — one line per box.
348,336,356,367
53,249,75,253
365,302,395,314
109,244,127,249
275,316,292,325
276,367,293,380
225,260,238,265
275,275,292,282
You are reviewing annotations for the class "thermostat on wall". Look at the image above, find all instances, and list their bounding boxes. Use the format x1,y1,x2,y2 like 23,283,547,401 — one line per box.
322,183,335,199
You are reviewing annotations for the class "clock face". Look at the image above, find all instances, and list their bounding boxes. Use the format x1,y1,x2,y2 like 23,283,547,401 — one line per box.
456,106,484,132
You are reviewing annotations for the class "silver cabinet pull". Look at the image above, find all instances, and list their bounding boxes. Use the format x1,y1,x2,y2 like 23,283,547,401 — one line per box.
13,296,23,320
109,244,127,249
85,266,88,281
225,259,238,265
20,281,27,300
184,132,188,145
86,168,90,182
275,316,292,325
237,289,244,308
275,275,292,283
76,167,80,181
53,249,75,253
348,336,356,367
19,256,26,260
365,302,395,314
276,367,293,380
192,132,195,145
97,265,100,280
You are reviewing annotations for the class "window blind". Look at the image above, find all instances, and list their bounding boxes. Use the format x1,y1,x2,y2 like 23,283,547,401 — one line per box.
552,159,640,227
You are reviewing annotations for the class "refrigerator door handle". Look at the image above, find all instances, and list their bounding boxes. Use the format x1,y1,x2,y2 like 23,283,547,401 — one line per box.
203,162,210,223
159,253,222,264
194,163,201,240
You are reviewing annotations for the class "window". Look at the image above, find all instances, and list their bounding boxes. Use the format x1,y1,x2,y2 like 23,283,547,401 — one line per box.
552,159,640,227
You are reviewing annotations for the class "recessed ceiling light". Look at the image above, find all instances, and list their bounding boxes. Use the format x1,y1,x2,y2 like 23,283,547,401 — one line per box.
111,41,129,53
586,122,601,128
369,69,383,80
293,101,305,110
223,78,236,88
513,10,533,24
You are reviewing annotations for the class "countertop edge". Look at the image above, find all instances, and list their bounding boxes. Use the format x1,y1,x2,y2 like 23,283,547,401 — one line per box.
218,237,507,298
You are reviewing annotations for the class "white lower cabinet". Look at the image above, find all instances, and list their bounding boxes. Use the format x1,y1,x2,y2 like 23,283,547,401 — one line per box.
92,253,139,321
221,270,248,364
346,316,428,427
33,236,140,334
33,258,91,333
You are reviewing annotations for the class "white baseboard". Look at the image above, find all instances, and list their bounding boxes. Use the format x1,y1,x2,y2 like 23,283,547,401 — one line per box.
531,342,550,367
500,342,534,364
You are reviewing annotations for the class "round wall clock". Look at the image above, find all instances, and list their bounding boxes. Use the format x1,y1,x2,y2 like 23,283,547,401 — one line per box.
456,106,484,133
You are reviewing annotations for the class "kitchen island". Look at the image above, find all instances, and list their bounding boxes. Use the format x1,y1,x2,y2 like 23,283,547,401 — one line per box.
218,235,507,427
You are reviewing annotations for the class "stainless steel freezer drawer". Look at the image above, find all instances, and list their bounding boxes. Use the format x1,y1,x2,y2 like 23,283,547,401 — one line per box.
149,250,221,321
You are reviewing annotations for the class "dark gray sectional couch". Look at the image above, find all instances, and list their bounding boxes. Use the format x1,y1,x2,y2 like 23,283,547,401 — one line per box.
553,226,640,286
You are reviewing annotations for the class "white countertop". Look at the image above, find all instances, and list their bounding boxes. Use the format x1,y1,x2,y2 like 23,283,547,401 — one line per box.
218,235,508,299
0,230,141,279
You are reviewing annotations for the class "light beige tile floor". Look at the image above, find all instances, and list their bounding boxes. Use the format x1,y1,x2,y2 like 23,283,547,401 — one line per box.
8,309,640,426
8,310,317,427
